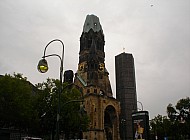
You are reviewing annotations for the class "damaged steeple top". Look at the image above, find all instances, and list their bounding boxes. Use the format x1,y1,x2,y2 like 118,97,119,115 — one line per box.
83,14,103,33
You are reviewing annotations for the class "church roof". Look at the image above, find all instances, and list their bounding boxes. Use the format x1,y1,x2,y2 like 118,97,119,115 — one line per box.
83,14,103,33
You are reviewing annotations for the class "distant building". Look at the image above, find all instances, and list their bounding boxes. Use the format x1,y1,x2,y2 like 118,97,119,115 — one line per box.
115,52,137,140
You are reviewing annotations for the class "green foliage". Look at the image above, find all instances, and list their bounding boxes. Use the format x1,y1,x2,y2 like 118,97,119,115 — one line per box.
176,97,190,111
167,97,190,121
0,74,89,139
150,97,190,139
35,78,89,139
150,115,171,139
167,97,190,139
0,73,39,134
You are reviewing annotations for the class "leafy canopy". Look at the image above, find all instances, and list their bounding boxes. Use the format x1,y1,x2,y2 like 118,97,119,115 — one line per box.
0,73,89,139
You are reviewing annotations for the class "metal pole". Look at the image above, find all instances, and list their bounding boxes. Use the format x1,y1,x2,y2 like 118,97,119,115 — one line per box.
41,39,64,140
39,39,84,140
121,119,126,140
137,101,143,111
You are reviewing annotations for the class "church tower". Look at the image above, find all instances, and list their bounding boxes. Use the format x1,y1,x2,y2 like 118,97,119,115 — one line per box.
74,15,120,140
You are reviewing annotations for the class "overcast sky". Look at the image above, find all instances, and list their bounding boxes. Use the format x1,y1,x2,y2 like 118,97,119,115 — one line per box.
0,0,189,119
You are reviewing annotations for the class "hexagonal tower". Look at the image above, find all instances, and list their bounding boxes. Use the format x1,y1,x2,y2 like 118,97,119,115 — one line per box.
74,15,120,140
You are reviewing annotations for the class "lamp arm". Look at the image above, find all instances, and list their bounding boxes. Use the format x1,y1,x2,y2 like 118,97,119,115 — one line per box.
42,39,65,82
43,39,64,59
43,54,62,62
137,101,143,111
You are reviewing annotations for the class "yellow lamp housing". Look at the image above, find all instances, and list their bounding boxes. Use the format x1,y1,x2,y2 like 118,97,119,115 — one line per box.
37,58,48,73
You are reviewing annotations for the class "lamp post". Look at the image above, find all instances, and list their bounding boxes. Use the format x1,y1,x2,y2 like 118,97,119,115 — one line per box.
137,101,143,111
121,119,126,140
37,39,64,140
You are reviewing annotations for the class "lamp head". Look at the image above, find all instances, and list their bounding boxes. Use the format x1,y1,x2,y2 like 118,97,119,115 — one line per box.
37,58,48,73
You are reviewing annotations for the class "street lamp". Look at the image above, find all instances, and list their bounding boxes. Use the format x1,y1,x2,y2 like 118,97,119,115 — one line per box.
37,58,48,73
137,101,143,111
37,39,64,140
121,119,126,140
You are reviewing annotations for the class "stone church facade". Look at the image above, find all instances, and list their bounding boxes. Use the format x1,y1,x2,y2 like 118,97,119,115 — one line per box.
74,15,121,140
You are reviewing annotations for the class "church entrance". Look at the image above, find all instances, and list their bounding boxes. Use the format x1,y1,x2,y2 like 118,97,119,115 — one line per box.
104,105,117,140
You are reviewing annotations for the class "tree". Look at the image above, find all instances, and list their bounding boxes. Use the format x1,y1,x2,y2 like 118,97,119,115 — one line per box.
0,73,39,135
150,97,190,140
35,78,89,139
0,73,89,139
167,97,190,139
150,114,171,139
